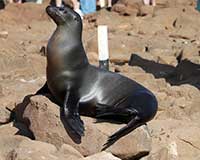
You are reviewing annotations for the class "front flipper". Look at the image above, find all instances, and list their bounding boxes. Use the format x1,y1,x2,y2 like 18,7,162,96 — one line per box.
63,91,85,137
102,116,144,150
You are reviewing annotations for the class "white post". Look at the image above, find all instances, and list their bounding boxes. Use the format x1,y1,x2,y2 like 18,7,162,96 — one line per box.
98,25,109,70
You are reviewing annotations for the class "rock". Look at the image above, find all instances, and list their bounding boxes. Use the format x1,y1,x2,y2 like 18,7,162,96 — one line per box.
140,5,154,16
0,135,29,159
0,107,11,124
0,84,3,97
10,140,58,160
176,126,200,150
0,122,18,136
110,55,130,65
173,97,188,108
0,95,21,113
155,79,169,92
149,120,200,160
112,0,141,16
96,122,151,159
156,0,195,8
79,152,121,160
0,136,83,160
156,56,177,66
0,120,32,139
175,136,200,160
57,144,83,159
168,85,200,100
87,52,98,64
150,147,169,160
187,99,200,123
8,140,82,160
17,95,152,159
3,3,48,24
153,88,196,119
83,26,97,54
0,31,8,39
112,4,127,15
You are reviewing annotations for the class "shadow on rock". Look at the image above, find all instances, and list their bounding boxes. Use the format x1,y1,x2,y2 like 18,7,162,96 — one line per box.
129,54,200,90
14,94,35,139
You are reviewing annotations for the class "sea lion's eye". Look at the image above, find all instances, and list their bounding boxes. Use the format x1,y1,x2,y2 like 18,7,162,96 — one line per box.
59,7,64,11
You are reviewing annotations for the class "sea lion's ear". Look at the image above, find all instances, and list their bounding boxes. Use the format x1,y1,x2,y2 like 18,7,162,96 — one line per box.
74,16,78,21
72,14,81,22
63,10,68,14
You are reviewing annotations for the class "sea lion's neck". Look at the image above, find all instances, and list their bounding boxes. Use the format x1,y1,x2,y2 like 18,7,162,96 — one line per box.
47,25,89,69
57,25,82,41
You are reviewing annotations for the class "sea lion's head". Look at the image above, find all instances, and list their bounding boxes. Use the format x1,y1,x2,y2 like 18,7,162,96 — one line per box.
46,5,82,27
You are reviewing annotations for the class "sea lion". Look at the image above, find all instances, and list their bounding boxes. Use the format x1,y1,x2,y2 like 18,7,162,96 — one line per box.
37,5,158,150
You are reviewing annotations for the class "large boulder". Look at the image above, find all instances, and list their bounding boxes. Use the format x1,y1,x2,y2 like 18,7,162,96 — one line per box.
0,122,33,139
16,95,152,159
0,107,11,124
0,135,29,159
149,119,200,160
112,0,142,16
156,0,195,7
79,152,121,160
0,135,83,160
9,140,83,160
0,123,20,136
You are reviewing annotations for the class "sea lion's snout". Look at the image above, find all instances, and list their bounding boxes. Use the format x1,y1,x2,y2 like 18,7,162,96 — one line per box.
46,5,69,17
46,5,67,25
46,6,61,16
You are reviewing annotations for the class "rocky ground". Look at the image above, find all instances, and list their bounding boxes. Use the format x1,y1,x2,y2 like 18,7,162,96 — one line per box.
0,0,200,159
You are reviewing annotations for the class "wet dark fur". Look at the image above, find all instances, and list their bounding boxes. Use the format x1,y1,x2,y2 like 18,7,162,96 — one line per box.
36,6,158,150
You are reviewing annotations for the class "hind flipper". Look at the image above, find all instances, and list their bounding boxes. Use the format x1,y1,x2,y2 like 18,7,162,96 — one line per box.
96,103,115,117
35,82,50,95
96,103,137,118
102,116,144,150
